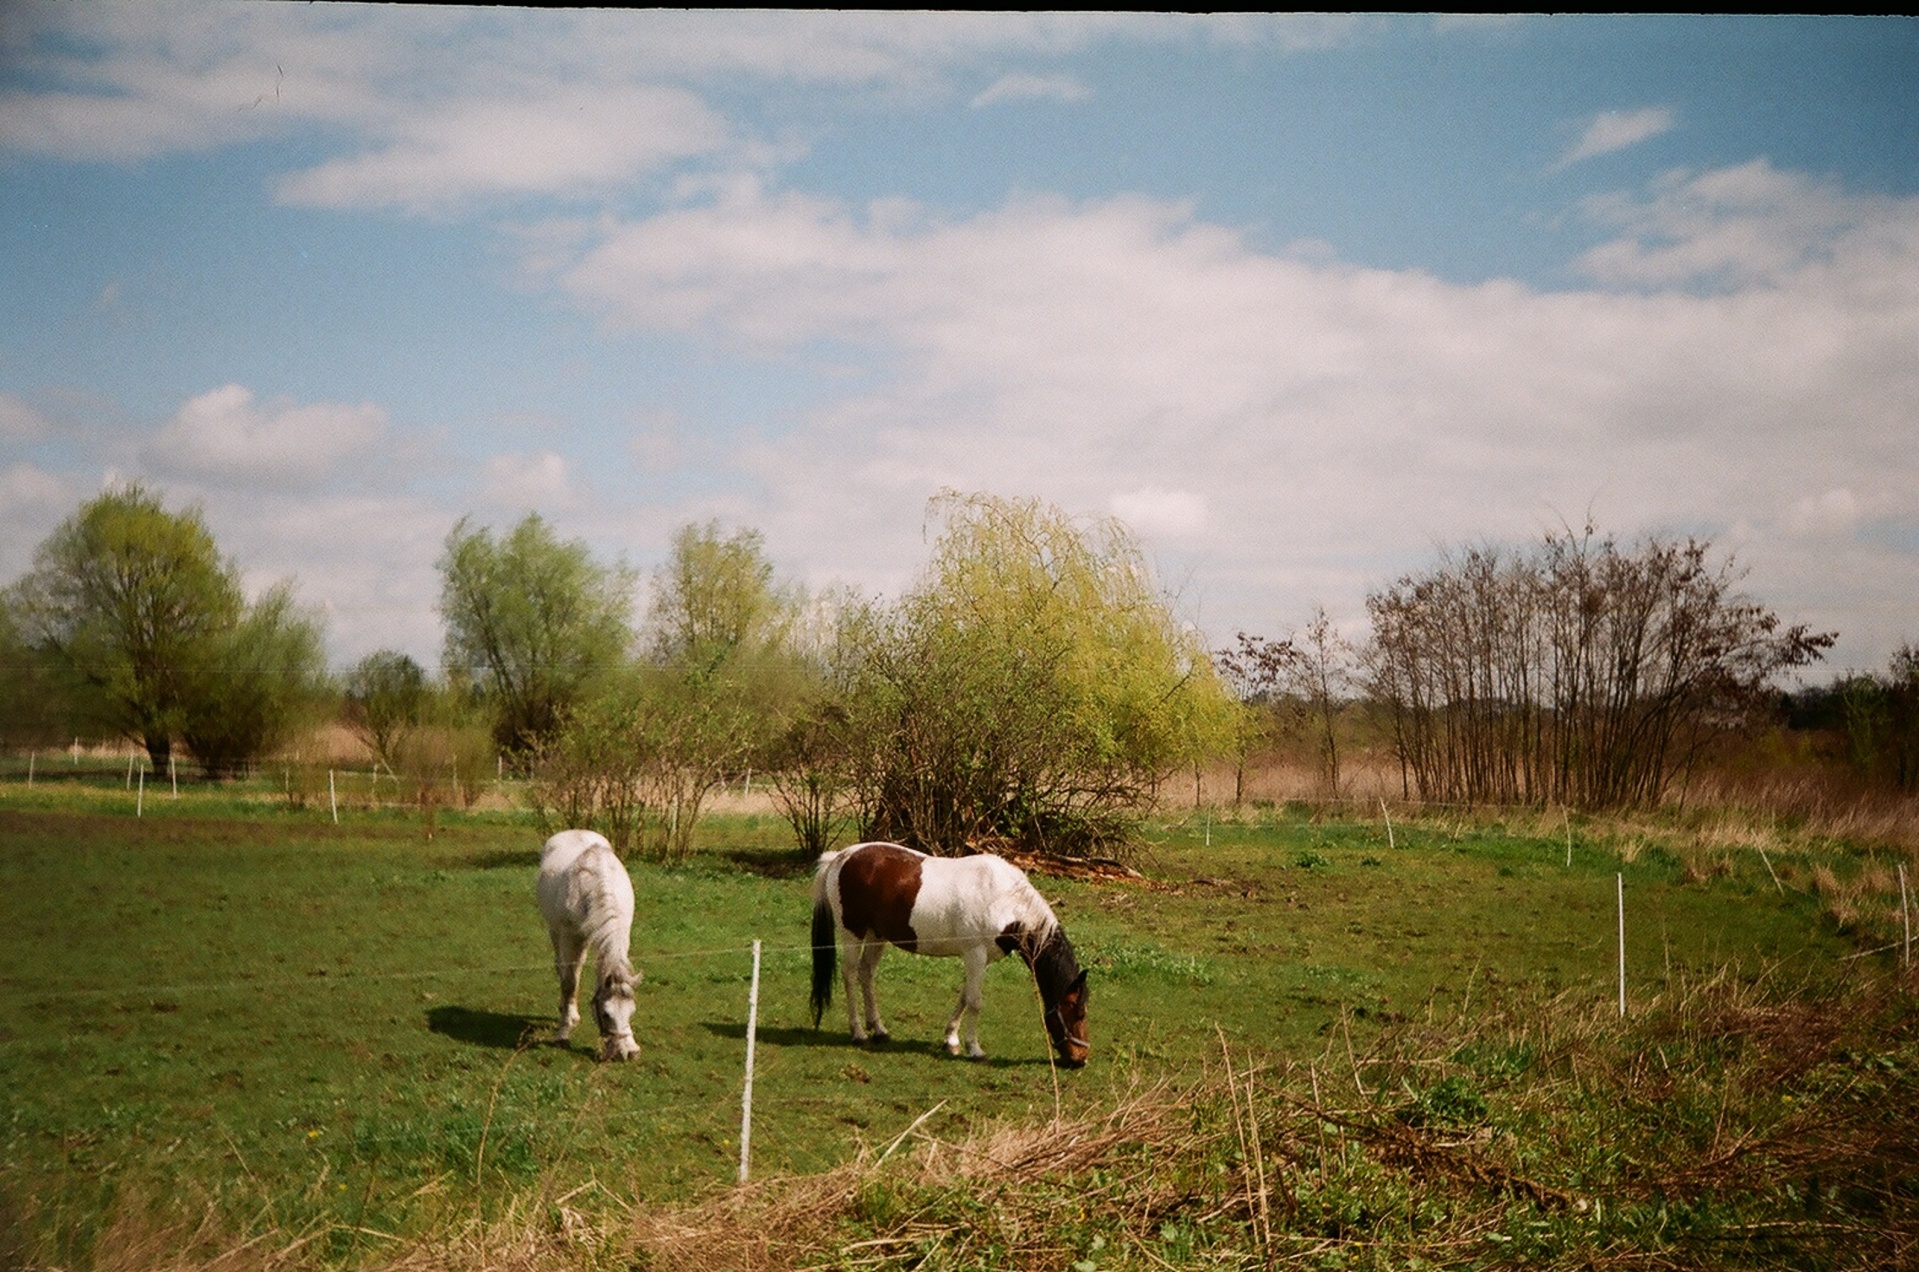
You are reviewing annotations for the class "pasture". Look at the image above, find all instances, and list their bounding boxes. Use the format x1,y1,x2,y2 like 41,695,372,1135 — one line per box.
0,778,1912,1269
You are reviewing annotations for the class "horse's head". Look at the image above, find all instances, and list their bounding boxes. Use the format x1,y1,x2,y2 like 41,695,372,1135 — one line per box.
1028,929,1090,1068
593,965,640,1062
1044,968,1089,1068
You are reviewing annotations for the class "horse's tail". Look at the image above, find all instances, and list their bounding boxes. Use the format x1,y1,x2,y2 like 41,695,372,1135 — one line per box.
810,851,842,1028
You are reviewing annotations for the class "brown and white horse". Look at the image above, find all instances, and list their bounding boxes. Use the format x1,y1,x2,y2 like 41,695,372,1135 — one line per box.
810,841,1089,1067
536,829,641,1061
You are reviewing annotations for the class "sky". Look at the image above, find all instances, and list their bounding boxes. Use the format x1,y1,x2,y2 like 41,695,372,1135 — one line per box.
2,9,1915,678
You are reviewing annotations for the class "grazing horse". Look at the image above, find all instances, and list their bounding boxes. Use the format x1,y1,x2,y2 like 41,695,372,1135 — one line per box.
536,829,640,1061
811,841,1089,1067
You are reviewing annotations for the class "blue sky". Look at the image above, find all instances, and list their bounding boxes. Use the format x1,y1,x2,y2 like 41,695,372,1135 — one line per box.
2,9,1915,674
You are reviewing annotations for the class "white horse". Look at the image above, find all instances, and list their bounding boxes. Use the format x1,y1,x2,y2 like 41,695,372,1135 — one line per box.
536,829,640,1061
811,841,1089,1066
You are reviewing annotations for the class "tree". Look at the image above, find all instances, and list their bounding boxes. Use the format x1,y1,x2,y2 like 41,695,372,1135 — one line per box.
438,514,634,757
1836,644,1919,792
646,521,796,672
344,649,429,774
846,492,1237,857
0,594,75,750
640,521,805,861
1364,526,1834,808
1216,606,1354,800
180,584,330,779
526,521,810,863
9,484,244,768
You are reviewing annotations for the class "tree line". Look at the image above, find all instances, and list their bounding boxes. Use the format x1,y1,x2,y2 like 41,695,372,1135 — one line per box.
5,486,1895,859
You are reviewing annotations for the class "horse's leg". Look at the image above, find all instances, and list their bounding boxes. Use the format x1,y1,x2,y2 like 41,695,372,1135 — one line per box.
551,930,586,1043
859,940,890,1043
945,947,989,1059
839,929,867,1044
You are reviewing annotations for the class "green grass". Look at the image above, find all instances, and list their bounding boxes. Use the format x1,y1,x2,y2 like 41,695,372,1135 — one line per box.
0,789,1904,1269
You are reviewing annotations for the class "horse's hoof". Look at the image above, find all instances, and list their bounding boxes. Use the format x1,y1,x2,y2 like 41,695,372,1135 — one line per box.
871,1030,890,1045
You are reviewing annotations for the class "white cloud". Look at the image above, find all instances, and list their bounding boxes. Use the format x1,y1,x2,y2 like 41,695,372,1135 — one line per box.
1577,158,1919,289
1556,106,1674,168
0,463,75,581
971,73,1091,109
0,393,54,441
482,450,576,512
537,170,1919,662
0,7,1368,212
1786,488,1863,539
1111,488,1208,538
147,384,387,488
275,84,732,211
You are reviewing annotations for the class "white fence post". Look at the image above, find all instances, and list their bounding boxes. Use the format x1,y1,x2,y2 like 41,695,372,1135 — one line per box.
1616,873,1626,1018
740,939,762,1185
1899,863,1911,972
329,770,339,825
137,766,145,818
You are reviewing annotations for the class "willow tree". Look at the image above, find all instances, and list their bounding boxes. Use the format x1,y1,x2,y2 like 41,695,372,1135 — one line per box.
438,514,634,758
9,484,327,774
848,492,1237,857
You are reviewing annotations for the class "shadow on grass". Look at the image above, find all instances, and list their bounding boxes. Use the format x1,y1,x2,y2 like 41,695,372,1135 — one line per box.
700,1020,1059,1067
714,847,815,879
426,1004,554,1052
461,849,537,872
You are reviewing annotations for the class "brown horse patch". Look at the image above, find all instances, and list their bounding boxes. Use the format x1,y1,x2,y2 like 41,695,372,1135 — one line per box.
837,842,923,951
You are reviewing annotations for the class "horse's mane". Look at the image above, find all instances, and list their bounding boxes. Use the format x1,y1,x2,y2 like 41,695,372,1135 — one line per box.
1028,923,1082,1006
575,847,634,979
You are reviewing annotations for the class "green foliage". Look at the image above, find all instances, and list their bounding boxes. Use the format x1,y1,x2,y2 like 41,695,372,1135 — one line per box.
8,484,242,767
1836,644,1919,792
0,596,72,748
529,521,807,862
846,491,1238,856
180,584,331,779
342,648,428,773
645,520,796,673
437,513,634,757
641,521,807,859
6,484,327,776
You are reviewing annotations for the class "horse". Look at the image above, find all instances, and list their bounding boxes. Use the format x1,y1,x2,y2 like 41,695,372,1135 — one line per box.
536,829,640,1061
810,841,1089,1067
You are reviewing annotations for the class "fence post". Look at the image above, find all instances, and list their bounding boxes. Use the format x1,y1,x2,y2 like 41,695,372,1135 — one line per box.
137,766,145,818
740,939,762,1185
1899,863,1911,972
1617,873,1626,1018
329,770,339,825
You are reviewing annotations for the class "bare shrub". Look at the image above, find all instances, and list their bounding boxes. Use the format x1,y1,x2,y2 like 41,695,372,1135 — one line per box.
1366,526,1834,809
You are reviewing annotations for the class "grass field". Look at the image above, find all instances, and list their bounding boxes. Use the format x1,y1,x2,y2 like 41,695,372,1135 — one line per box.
0,771,1913,1269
